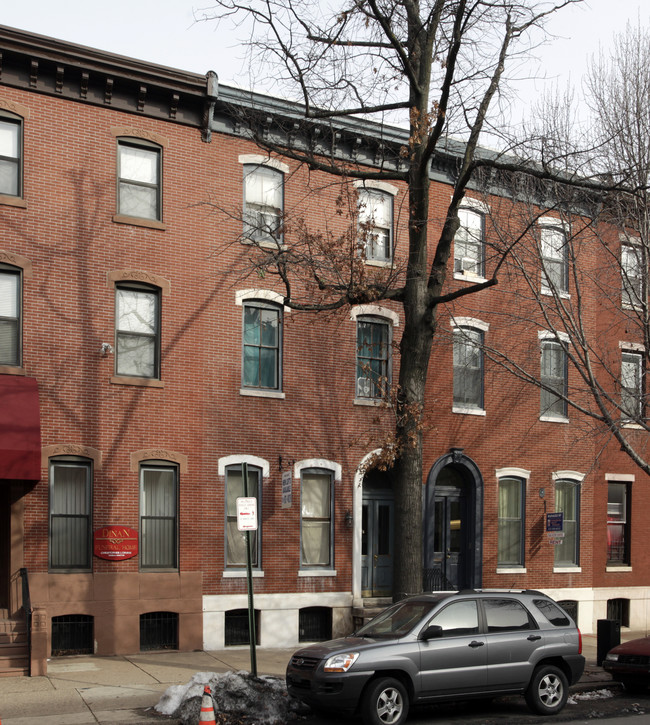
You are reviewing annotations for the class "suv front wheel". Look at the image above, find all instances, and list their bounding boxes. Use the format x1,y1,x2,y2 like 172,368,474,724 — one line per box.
361,676,409,725
524,664,569,715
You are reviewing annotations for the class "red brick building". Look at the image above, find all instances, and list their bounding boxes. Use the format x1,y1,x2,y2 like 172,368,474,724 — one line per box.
0,25,648,676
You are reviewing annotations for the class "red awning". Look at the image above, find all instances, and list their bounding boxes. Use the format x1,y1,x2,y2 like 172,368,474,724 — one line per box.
0,375,41,481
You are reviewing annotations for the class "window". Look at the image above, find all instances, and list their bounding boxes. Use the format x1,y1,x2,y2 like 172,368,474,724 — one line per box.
358,188,393,262
0,266,20,366
49,459,92,570
454,208,484,276
301,469,333,567
117,139,161,220
0,114,22,198
356,317,390,399
540,338,567,418
540,225,568,293
140,463,178,569
242,301,281,390
115,284,160,379
554,479,580,567
607,482,630,565
428,600,480,637
225,464,261,567
453,327,483,409
243,164,283,243
483,599,533,632
621,351,643,421
622,244,644,308
498,477,525,567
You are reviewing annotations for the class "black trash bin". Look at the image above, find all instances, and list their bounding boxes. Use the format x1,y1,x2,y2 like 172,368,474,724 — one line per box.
597,618,621,666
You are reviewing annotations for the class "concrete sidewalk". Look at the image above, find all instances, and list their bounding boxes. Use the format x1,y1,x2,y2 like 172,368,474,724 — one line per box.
0,633,636,725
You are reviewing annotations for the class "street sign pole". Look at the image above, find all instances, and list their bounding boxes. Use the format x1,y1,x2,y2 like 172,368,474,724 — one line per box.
242,462,257,676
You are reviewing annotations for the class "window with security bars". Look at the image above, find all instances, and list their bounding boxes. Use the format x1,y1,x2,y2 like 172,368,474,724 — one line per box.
0,114,22,197
607,482,630,565
224,608,260,646
454,208,484,276
140,612,178,650
453,327,483,409
243,165,283,243
540,339,567,418
51,614,94,656
356,317,390,399
117,139,161,220
540,225,568,293
140,464,178,569
299,607,332,642
115,284,160,378
498,477,524,567
49,460,91,570
0,266,20,366
358,188,393,262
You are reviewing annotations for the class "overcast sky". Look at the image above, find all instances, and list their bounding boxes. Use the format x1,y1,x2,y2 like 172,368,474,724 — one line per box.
2,0,648,109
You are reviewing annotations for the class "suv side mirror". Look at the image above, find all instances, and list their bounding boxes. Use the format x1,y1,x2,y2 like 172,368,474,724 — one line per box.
420,624,443,641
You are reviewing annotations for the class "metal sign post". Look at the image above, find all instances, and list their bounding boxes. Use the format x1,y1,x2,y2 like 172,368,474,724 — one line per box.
238,462,257,676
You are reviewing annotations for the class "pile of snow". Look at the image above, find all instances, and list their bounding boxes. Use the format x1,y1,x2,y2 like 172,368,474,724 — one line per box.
155,670,309,724
568,688,615,704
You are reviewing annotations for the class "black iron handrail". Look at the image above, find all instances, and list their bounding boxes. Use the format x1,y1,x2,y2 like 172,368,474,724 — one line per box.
19,567,32,676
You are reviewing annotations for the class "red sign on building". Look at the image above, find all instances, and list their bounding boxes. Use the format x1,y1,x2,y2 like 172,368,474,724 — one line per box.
93,527,139,561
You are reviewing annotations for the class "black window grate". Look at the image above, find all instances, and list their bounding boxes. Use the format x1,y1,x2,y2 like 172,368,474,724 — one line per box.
140,611,178,651
557,600,578,624
51,614,94,656
607,598,630,628
299,607,332,642
224,608,259,646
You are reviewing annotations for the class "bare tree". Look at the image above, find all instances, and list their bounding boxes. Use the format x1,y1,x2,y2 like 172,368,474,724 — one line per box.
201,0,582,598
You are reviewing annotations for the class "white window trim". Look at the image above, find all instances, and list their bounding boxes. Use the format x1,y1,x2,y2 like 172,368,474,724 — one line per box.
350,305,399,326
497,567,527,574
353,179,399,197
538,216,570,232
238,154,289,174
538,330,570,343
236,288,291,312
458,197,490,214
552,470,585,483
294,458,341,480
452,405,486,416
495,467,531,481
218,454,270,478
619,341,644,352
298,570,338,577
450,317,489,332
605,473,635,482
222,570,265,578
553,566,582,573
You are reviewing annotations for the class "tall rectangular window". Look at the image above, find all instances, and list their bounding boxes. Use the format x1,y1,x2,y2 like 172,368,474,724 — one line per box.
301,470,333,567
540,225,568,293
621,351,643,421
453,327,483,409
118,140,161,221
358,189,393,262
225,465,261,567
454,208,484,276
242,301,281,390
243,165,283,243
0,116,21,197
140,464,178,569
541,339,567,418
498,477,525,567
115,285,160,378
49,460,91,570
555,480,580,567
621,244,644,308
356,317,390,399
607,482,630,565
0,267,20,366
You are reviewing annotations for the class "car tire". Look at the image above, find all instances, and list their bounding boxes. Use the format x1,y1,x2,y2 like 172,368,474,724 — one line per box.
622,678,648,694
361,676,409,725
524,664,569,715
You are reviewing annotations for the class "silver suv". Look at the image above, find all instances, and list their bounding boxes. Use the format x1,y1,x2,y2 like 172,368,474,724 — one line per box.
286,589,584,724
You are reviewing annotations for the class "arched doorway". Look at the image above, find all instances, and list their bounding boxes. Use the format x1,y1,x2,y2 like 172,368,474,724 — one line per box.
424,449,483,591
361,468,394,597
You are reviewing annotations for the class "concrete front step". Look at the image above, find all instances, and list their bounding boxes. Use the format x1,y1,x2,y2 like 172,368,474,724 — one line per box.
0,616,30,676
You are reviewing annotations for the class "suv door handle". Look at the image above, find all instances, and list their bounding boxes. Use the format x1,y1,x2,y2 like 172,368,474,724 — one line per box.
468,640,485,648
527,634,542,641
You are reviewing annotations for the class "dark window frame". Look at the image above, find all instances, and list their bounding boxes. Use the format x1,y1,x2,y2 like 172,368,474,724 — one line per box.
453,326,484,409
607,481,631,566
139,461,179,571
117,138,162,221
0,264,22,367
225,463,262,568
621,350,644,422
49,458,92,572
358,188,394,263
356,315,391,400
241,299,282,391
554,479,581,567
300,468,334,569
115,282,161,380
540,224,569,294
540,338,568,418
0,111,23,199
497,476,526,567
621,243,645,308
242,164,284,244
454,208,485,277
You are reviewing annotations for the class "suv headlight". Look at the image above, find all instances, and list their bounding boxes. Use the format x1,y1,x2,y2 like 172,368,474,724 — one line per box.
323,652,359,672
605,653,619,662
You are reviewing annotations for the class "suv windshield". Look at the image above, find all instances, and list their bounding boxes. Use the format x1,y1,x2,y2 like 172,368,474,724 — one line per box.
356,600,438,638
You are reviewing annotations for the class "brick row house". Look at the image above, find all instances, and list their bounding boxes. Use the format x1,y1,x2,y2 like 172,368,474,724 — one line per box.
0,25,648,676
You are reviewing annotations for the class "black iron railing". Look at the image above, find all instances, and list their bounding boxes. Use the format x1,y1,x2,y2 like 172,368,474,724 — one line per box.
422,567,456,592
19,567,32,676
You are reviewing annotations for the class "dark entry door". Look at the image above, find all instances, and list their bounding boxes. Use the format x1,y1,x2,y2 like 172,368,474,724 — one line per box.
432,489,466,590
361,497,394,597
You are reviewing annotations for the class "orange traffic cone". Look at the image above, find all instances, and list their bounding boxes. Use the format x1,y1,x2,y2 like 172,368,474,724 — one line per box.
199,685,216,724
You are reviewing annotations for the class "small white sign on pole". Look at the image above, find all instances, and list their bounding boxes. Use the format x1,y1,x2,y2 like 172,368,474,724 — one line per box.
236,497,258,531
281,470,292,509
